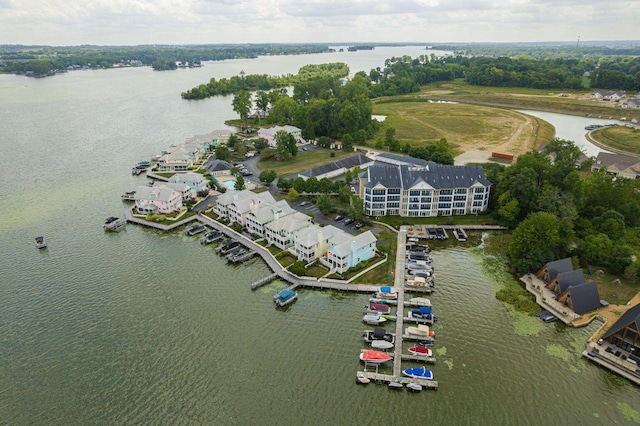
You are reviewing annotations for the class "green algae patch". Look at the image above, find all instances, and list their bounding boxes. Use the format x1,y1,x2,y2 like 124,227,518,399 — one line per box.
617,402,640,423
444,359,454,370
546,344,572,362
436,346,447,356
509,308,545,336
593,413,600,419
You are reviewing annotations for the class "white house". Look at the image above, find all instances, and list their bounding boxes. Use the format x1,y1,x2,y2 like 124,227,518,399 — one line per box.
264,212,312,250
133,186,183,214
170,172,210,193
154,182,194,201
293,224,350,263
319,231,377,274
214,190,277,226
245,200,295,237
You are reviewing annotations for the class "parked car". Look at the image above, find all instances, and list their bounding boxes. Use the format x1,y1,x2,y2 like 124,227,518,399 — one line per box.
354,223,364,229
334,215,344,221
344,218,354,225
299,201,309,207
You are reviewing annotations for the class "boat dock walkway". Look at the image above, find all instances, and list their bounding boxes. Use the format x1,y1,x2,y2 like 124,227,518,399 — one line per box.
357,371,438,390
400,354,436,363
250,273,279,289
392,230,407,377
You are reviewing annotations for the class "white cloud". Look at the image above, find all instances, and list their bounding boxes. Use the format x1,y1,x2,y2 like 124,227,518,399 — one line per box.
0,0,638,45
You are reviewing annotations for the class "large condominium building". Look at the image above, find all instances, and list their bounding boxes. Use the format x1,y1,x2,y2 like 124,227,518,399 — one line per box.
359,162,491,217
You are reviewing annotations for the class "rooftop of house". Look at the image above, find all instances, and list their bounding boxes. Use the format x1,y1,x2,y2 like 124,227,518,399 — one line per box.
329,230,377,257
295,224,350,248
602,302,640,340
298,153,374,178
134,185,180,202
555,268,586,293
248,200,295,225
593,152,640,171
203,158,233,172
375,152,428,167
567,280,601,314
543,257,574,281
265,211,311,234
363,163,491,190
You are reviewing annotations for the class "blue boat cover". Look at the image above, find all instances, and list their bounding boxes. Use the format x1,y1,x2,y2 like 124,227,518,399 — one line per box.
380,286,391,293
418,306,432,314
278,290,296,301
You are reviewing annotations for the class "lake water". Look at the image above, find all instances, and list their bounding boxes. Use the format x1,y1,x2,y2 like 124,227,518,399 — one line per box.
1,47,639,424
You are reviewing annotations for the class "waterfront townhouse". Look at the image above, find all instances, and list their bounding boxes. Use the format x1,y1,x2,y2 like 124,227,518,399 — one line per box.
359,163,491,217
320,231,377,273
133,186,182,214
157,147,193,171
245,200,295,237
154,182,194,201
258,125,304,147
170,172,210,194
264,212,312,250
203,159,233,177
293,224,351,263
591,152,640,179
184,129,231,148
215,190,277,226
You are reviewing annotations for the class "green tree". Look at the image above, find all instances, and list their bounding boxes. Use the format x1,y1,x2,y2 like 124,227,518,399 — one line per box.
269,96,298,124
509,212,564,274
497,195,520,228
344,169,353,184
234,175,246,191
338,185,352,203
609,245,633,275
305,177,319,193
255,90,270,120
318,178,334,193
227,133,239,148
342,134,353,152
348,195,365,220
259,170,278,185
288,188,299,201
232,90,252,132
215,145,231,161
580,233,612,265
596,210,626,241
275,130,296,161
317,194,335,215
277,177,292,191
253,137,269,151
384,127,396,147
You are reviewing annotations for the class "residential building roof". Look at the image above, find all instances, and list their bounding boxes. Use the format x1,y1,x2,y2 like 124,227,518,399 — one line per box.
258,125,301,136
203,158,233,173
602,303,640,340
134,186,179,202
295,224,349,248
265,212,311,234
364,163,491,190
184,130,232,145
593,152,640,171
217,189,276,208
556,269,586,293
375,152,428,167
330,231,377,257
567,281,601,314
298,153,374,178
249,200,295,225
171,172,207,184
544,258,574,281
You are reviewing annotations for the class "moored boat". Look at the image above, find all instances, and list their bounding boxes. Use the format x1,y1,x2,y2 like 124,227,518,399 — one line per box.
406,382,423,392
402,366,434,380
408,346,433,357
274,289,297,307
200,230,223,245
375,286,397,299
363,314,387,325
370,340,394,350
363,327,395,344
406,325,435,339
407,306,434,323
359,349,393,364
184,224,206,236
408,297,431,307
35,236,47,249
365,301,391,314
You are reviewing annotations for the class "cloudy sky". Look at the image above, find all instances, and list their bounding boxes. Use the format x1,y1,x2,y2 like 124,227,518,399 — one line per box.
1,0,638,46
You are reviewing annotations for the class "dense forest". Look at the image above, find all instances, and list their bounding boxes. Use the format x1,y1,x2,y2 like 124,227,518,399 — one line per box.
0,44,331,77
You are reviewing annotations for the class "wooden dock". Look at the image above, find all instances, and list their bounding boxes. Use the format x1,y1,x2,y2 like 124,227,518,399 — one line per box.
400,354,436,363
250,273,278,289
357,371,438,390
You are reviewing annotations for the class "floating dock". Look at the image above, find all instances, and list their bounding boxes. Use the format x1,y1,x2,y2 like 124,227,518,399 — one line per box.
104,217,126,231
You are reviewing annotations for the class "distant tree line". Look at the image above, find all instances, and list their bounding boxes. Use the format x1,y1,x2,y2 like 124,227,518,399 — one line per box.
182,62,349,99
0,44,331,77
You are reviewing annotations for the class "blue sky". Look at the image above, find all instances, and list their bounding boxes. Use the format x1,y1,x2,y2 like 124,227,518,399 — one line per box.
1,0,639,45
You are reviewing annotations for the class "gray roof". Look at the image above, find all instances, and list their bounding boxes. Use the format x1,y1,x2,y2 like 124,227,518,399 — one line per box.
593,152,640,171
203,158,233,172
545,258,574,281
330,231,377,257
602,303,640,340
556,268,586,293
567,281,600,314
375,152,428,167
364,163,491,190
298,153,373,178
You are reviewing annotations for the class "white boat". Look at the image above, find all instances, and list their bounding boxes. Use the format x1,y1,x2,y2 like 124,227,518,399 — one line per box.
406,276,432,288
406,382,423,392
408,297,431,307
363,314,387,325
406,325,435,338
375,286,397,299
371,340,394,350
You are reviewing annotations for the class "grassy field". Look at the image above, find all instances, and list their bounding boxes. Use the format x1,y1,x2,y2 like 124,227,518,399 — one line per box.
372,99,555,157
407,79,640,121
257,148,355,176
591,126,640,154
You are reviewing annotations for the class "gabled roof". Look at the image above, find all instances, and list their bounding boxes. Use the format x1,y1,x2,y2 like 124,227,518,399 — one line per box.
203,158,232,172
544,258,574,281
375,152,428,167
217,189,275,208
329,231,377,257
364,165,403,189
171,172,206,184
248,200,294,225
134,186,180,202
298,153,374,178
295,224,350,248
265,212,311,234
593,152,640,171
602,303,640,340
567,281,601,314
556,268,586,293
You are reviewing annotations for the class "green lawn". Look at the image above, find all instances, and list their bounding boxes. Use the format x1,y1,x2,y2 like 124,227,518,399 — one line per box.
257,148,355,176
591,126,640,154
353,228,397,285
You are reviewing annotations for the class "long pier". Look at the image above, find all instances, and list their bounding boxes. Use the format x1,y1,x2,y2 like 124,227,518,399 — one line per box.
250,273,278,289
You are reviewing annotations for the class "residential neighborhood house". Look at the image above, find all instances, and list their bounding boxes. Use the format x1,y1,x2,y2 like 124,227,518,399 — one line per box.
591,152,640,179
133,186,183,214
258,125,305,147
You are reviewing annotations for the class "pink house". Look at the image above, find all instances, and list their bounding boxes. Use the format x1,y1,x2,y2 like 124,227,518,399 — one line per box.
257,125,304,147
133,186,183,214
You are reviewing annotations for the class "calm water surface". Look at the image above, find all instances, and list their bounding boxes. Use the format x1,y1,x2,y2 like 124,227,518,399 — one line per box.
1,47,639,424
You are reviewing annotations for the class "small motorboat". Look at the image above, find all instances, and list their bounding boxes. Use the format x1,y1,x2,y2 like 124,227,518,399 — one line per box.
406,325,435,339
381,314,397,322
184,224,207,236
369,298,393,305
375,286,397,299
273,289,297,307
409,297,431,307
408,307,434,322
200,230,223,245
371,340,394,350
365,302,391,314
359,349,393,364
35,236,47,249
402,367,434,380
363,314,387,325
388,381,403,389
406,276,432,288
408,346,433,357
363,327,395,344
356,373,370,385
406,382,423,392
